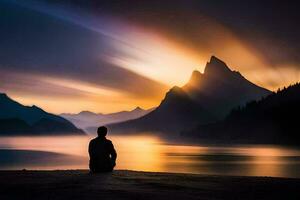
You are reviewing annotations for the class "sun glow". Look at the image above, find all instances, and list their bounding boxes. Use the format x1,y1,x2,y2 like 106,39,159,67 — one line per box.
2,0,300,114
108,29,206,87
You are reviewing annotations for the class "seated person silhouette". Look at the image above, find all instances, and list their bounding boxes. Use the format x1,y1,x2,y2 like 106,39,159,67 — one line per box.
88,126,117,173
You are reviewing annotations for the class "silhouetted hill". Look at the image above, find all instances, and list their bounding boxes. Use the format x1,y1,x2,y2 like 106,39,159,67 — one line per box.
0,93,84,135
183,83,300,145
109,56,270,134
0,118,32,134
32,118,84,135
109,86,214,134
61,107,154,133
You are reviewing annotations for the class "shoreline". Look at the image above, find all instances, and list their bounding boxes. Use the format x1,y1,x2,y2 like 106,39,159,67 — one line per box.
2,169,300,179
1,170,300,200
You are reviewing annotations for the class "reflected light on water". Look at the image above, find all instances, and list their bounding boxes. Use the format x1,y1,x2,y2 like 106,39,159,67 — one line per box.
112,135,164,172
1,136,300,178
1,136,89,156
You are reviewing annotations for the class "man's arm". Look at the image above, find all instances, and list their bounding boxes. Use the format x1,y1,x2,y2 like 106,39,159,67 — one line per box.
88,140,93,157
110,142,117,165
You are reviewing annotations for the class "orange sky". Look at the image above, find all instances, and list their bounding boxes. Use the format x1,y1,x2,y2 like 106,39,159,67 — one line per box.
7,22,300,114
1,1,300,114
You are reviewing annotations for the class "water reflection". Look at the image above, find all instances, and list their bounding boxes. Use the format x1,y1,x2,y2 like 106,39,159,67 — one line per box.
0,135,300,178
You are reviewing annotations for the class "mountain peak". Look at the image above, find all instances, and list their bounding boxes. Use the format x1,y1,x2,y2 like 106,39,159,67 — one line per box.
165,86,188,100
0,93,19,105
133,106,144,112
169,86,184,93
188,70,203,84
79,111,97,115
204,56,232,75
210,55,224,63
191,70,202,76
0,93,8,99
31,105,44,111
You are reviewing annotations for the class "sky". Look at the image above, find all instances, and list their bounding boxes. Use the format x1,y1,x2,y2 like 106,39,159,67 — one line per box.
1,0,300,114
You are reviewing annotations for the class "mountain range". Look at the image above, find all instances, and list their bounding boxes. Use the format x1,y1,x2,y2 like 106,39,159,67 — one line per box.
0,93,84,135
60,107,154,133
182,83,300,145
108,56,271,135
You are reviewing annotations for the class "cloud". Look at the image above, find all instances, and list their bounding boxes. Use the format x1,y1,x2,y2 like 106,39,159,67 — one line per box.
1,0,300,113
84,0,300,90
0,1,168,100
0,70,90,98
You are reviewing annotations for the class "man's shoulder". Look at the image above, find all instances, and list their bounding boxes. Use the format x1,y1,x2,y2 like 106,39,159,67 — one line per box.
104,139,114,147
105,138,113,144
89,138,98,144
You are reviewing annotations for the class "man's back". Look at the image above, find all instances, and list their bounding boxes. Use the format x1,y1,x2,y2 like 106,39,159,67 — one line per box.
88,136,117,173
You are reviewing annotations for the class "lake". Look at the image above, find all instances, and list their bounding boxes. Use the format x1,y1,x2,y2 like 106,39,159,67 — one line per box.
1,135,300,178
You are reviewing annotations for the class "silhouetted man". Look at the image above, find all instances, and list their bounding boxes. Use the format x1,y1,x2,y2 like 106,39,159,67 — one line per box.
88,126,117,173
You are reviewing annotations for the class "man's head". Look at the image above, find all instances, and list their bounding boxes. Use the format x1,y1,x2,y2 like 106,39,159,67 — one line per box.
97,126,108,137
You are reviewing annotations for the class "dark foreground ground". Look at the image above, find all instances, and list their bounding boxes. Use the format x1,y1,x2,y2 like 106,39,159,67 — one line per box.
0,170,300,200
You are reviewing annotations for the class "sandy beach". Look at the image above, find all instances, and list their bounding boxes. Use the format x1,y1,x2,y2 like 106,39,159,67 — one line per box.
0,170,300,200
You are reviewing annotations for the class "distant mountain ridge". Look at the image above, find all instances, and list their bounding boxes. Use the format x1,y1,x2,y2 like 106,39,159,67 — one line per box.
60,106,154,133
0,93,84,135
182,83,300,145
108,56,271,134
108,86,215,134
